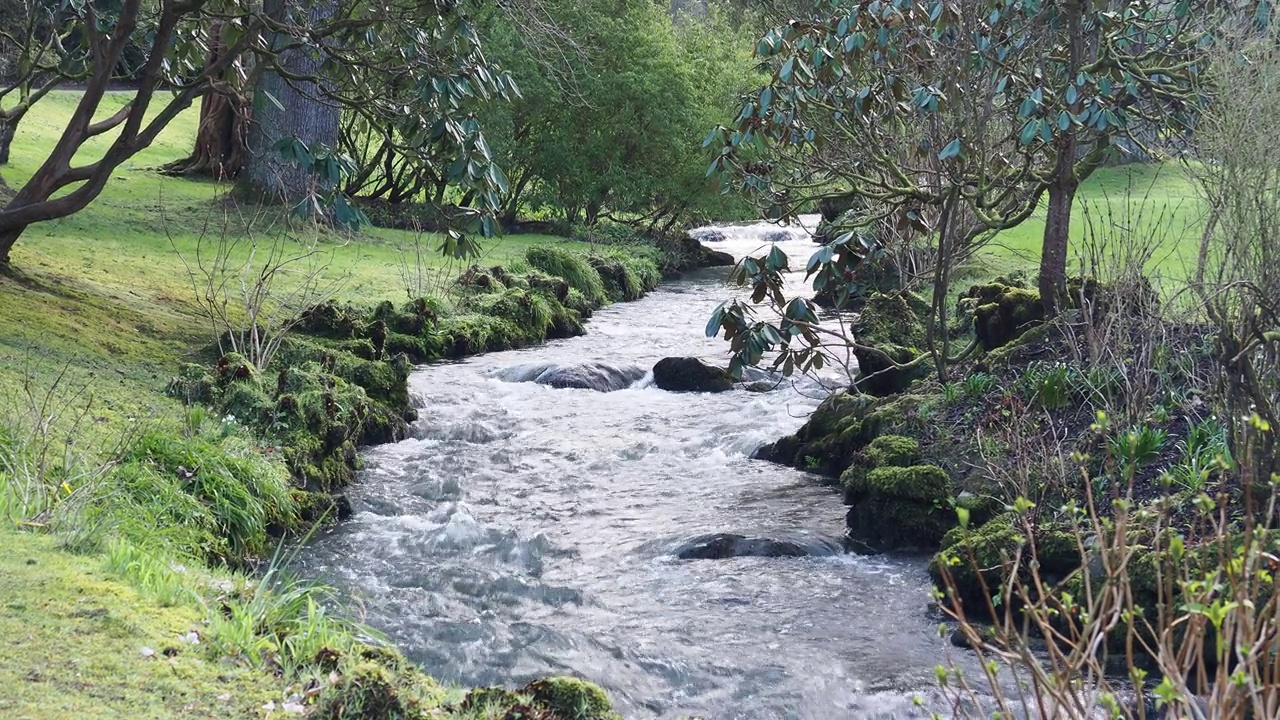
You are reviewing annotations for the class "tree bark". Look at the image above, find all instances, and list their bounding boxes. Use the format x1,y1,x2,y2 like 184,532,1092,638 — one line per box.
1039,157,1077,317
238,0,340,204
1039,0,1084,318
0,115,16,165
162,22,250,180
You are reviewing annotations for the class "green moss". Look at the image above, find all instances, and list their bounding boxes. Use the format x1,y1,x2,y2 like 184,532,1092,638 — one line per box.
0,530,281,719
967,284,1045,351
848,464,950,503
846,497,955,553
930,513,1081,611
522,676,618,720
863,434,920,467
853,292,929,347
853,343,929,396
312,660,446,720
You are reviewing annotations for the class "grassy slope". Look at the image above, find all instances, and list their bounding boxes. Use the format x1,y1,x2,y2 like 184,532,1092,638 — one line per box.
0,93,606,715
0,530,283,720
0,91,593,427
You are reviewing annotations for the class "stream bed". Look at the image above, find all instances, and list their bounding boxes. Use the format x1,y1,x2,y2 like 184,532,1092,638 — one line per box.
297,223,968,719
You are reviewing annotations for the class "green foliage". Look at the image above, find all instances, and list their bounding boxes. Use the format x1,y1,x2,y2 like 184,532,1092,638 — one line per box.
478,0,755,228
525,246,607,307
1166,417,1232,492
106,425,298,565
1019,362,1081,410
1107,424,1169,480
963,372,994,399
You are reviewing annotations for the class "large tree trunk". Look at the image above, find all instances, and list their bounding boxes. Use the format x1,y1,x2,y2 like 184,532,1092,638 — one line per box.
238,0,339,204
162,22,250,180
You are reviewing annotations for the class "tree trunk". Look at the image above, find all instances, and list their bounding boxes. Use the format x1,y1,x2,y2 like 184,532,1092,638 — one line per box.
0,115,16,165
1039,162,1077,317
239,0,340,204
162,22,249,179
1040,0,1084,318
0,225,19,272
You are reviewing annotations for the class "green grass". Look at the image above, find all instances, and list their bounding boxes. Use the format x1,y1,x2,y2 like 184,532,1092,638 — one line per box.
0,91,597,443
0,91,631,717
0,530,283,720
977,162,1206,283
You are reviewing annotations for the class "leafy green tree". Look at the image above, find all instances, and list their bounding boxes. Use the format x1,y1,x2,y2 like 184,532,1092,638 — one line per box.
478,0,754,231
706,0,1205,383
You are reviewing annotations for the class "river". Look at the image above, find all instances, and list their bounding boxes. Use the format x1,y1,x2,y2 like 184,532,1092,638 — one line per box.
297,221,966,719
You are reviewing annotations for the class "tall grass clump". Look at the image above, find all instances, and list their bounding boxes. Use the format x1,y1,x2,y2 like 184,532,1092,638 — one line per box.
104,422,300,565
525,245,607,307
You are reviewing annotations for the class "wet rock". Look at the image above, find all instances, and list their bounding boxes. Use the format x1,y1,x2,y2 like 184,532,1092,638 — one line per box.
674,532,844,560
491,362,647,392
689,228,727,243
652,357,734,393
702,248,735,267
764,229,792,244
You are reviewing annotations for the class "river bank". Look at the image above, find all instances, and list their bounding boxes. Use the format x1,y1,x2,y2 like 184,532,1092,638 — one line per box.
0,135,732,717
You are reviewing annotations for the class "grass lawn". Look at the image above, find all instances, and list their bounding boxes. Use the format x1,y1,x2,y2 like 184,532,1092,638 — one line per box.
977,162,1207,283
0,530,285,720
0,91,593,432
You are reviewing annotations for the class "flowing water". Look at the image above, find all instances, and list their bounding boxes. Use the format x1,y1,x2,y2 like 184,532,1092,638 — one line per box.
298,221,972,719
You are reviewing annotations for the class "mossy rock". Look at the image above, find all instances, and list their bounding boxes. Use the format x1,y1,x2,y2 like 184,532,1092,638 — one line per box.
298,301,366,339
846,496,955,553
929,513,1081,612
166,363,217,404
846,464,950,504
864,434,920,467
982,322,1054,368
456,265,508,294
312,660,444,720
527,272,571,303
966,283,1044,351
522,677,617,720
215,352,256,385
526,246,607,307
853,343,929,396
853,292,929,347
757,392,938,478
587,255,635,303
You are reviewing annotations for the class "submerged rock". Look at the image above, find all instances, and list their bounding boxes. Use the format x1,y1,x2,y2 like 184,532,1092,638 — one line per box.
673,532,844,560
689,228,727,243
490,362,647,392
652,357,734,393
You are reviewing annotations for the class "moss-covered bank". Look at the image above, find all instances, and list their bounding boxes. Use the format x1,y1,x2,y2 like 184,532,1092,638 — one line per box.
753,278,1245,648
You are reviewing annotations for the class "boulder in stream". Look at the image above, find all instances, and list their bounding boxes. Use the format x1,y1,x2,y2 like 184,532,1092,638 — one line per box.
673,532,844,560
652,357,734,393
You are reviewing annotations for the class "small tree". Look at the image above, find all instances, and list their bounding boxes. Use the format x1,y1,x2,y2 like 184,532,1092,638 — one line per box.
708,0,1204,351
0,0,87,165
1190,21,1280,492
